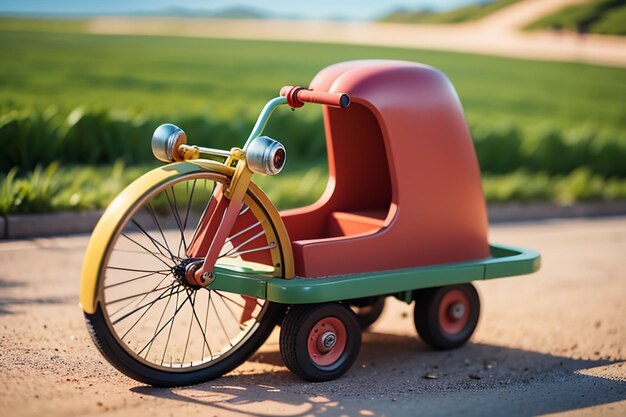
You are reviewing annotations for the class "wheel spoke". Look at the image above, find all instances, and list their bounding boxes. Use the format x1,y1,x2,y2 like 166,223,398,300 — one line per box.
224,220,262,244
202,290,213,359
121,232,173,268
106,279,173,306
105,270,166,289
119,284,181,340
138,292,190,357
182,289,213,362
145,201,177,262
182,179,197,232
107,266,170,275
210,294,233,347
143,285,177,359
129,218,177,262
164,187,188,257
110,285,185,326
94,173,282,374
214,291,244,324
222,229,265,257
219,242,275,259
160,289,181,366
107,272,172,317
181,289,195,365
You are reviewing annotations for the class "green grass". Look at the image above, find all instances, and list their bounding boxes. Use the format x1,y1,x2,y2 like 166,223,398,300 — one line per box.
1,19,626,213
4,161,626,215
1,27,625,129
380,0,519,24
0,160,328,214
525,0,626,36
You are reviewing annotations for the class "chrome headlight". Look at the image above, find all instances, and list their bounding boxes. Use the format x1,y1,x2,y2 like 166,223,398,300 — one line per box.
246,136,286,175
151,123,187,163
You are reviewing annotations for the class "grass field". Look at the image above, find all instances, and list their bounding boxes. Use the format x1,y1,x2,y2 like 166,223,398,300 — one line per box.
1,27,625,128
1,20,625,213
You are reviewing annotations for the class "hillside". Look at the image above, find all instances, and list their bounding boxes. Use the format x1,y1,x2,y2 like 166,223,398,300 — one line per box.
525,0,626,35
380,0,518,24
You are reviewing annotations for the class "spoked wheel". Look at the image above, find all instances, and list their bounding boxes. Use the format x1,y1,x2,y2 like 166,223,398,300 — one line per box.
84,169,287,387
280,303,361,382
349,296,385,330
413,284,480,350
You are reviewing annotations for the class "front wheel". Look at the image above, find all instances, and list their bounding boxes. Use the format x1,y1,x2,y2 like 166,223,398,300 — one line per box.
83,166,289,386
413,284,480,350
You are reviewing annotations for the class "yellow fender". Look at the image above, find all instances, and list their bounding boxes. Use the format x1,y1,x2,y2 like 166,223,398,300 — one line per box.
79,161,294,314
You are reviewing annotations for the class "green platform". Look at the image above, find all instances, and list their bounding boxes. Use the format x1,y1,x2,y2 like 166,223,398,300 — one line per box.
210,243,541,304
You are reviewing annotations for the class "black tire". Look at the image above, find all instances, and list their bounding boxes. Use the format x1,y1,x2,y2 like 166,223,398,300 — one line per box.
413,284,480,350
350,296,385,330
85,302,284,387
82,169,290,387
280,303,361,382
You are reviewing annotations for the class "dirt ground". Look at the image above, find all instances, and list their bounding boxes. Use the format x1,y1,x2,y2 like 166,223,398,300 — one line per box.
87,0,626,68
0,215,625,417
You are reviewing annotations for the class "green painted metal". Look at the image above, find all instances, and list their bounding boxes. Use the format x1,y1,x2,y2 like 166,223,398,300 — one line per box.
209,243,541,304
211,267,267,299
243,96,288,150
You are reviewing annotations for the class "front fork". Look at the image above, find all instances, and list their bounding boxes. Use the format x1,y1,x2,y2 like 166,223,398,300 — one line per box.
185,149,253,287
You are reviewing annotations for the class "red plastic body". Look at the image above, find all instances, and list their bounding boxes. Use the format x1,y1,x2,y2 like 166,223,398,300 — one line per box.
280,60,490,278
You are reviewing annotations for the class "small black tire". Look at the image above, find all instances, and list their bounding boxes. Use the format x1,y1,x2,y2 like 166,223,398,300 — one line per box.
280,303,361,382
413,284,480,350
350,296,385,330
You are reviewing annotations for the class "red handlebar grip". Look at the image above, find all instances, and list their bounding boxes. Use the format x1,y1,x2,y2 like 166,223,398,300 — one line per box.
280,86,350,109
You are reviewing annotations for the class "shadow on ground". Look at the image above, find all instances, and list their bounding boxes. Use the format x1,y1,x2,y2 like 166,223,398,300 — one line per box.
0,278,72,315
132,331,626,417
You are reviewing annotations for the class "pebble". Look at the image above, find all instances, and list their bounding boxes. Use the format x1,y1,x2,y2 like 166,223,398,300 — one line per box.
423,372,440,380
469,373,481,380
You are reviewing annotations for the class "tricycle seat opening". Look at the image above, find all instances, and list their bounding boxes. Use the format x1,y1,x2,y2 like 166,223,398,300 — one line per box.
281,60,492,278
283,100,392,242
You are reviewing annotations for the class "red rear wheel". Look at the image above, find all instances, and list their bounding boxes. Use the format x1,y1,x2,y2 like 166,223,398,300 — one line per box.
414,284,479,350
438,290,470,334
280,303,361,382
307,317,347,366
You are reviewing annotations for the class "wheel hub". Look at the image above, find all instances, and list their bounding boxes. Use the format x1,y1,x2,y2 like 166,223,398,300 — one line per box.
172,258,204,289
307,317,347,367
449,302,466,320
438,290,471,335
320,331,337,351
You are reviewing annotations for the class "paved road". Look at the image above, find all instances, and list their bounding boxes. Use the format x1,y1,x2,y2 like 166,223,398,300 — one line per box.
0,216,625,416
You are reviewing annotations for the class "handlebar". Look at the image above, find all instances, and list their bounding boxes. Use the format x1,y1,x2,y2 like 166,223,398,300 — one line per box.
280,85,350,109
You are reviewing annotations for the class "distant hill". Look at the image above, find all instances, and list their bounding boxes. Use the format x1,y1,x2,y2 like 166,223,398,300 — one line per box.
127,6,267,19
0,6,270,20
525,0,626,36
380,0,518,24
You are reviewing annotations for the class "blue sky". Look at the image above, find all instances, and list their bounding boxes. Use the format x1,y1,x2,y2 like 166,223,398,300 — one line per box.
0,0,481,20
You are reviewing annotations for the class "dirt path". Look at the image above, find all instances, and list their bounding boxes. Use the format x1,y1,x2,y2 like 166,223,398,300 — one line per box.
0,216,625,416
87,0,626,68
475,0,588,33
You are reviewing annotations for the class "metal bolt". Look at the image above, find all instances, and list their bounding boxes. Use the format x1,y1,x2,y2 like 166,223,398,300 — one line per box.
321,331,337,350
450,302,466,320
201,272,215,285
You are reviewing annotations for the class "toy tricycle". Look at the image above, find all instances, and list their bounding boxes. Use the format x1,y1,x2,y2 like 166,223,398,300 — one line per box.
80,60,540,386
